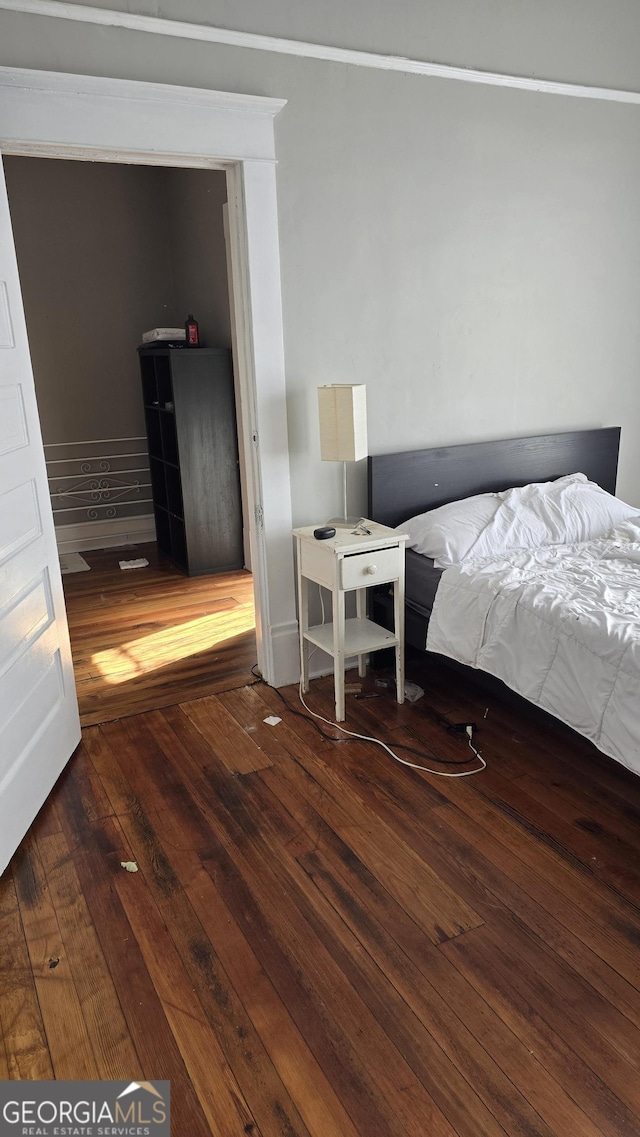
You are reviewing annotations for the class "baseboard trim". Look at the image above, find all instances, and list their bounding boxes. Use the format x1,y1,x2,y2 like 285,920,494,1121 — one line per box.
55,513,156,554
270,619,300,688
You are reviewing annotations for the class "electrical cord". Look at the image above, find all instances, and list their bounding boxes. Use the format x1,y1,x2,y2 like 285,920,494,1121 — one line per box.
250,662,486,775
297,682,485,777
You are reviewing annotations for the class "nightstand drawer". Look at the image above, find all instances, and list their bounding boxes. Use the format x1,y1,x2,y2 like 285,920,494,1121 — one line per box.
340,546,401,590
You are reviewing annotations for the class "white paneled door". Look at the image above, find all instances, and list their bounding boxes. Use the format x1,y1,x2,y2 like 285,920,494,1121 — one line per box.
0,156,80,874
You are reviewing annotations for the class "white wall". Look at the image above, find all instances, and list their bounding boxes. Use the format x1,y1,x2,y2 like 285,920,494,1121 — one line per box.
2,2,640,518
22,0,640,91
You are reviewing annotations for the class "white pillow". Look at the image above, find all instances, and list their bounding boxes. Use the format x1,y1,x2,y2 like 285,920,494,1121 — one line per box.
466,473,638,563
398,474,639,568
399,492,500,568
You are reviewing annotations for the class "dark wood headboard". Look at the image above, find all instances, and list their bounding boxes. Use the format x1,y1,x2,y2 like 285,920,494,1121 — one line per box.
368,427,621,529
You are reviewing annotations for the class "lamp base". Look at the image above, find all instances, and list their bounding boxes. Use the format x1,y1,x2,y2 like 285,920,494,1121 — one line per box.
327,515,366,530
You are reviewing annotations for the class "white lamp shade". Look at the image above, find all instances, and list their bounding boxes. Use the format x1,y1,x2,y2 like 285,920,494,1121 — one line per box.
317,384,368,462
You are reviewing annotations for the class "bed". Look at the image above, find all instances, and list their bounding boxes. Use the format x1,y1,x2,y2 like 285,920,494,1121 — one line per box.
368,427,640,774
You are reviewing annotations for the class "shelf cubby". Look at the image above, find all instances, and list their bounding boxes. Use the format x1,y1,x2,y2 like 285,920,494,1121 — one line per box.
144,407,162,460
160,413,178,465
149,457,168,510
165,465,183,517
169,514,187,567
154,506,171,558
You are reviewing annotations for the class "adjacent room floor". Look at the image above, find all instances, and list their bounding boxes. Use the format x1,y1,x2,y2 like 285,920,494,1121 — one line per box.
2,655,640,1136
61,542,256,726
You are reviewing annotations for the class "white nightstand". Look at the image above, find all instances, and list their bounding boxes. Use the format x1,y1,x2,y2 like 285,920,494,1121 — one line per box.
293,520,409,722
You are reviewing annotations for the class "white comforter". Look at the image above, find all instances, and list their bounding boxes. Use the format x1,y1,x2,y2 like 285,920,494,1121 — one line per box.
426,519,640,772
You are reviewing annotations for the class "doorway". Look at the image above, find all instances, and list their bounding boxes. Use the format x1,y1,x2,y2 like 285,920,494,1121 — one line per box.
0,67,298,871
0,64,301,697
4,154,257,725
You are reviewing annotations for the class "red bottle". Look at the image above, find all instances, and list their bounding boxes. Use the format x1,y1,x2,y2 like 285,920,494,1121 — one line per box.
185,314,199,347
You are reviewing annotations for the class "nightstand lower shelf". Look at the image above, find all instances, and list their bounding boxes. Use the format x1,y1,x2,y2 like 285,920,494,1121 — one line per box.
304,618,398,656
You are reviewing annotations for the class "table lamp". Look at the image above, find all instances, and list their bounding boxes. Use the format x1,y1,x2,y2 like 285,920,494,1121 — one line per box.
317,383,368,528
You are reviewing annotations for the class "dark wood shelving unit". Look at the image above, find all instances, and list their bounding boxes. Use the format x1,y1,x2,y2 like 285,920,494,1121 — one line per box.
139,346,243,576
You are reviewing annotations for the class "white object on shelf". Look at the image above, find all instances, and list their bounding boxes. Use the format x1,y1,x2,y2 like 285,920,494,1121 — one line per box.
293,520,408,722
141,328,186,343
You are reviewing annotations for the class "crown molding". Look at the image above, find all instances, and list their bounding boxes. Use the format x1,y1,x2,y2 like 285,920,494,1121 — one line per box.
2,0,640,106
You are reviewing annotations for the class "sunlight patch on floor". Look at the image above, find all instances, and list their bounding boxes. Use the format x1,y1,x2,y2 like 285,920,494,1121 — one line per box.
91,607,256,684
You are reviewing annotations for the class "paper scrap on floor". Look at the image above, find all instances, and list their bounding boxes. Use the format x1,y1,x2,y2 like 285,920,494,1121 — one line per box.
59,552,90,575
119,557,150,570
263,715,282,727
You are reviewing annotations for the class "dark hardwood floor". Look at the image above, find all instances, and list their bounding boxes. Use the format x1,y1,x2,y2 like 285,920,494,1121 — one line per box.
3,655,640,1136
61,542,256,726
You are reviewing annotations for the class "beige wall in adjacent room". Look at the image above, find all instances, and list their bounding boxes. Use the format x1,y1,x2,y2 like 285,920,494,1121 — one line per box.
163,167,232,350
3,156,230,446
4,156,173,444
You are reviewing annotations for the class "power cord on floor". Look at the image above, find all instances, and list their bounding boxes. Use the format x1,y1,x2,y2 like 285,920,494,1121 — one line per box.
297,682,485,778
250,664,486,776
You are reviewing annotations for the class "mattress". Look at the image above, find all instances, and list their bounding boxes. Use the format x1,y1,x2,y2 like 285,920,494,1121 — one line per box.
404,549,443,616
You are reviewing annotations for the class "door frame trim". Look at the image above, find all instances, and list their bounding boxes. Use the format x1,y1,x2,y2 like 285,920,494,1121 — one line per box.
0,65,299,687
